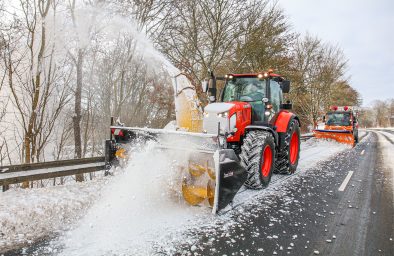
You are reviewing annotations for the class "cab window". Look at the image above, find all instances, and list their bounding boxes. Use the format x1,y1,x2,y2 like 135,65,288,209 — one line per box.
270,80,283,112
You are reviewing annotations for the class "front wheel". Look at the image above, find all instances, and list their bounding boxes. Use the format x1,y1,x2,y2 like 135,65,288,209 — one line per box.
275,119,300,174
240,131,275,189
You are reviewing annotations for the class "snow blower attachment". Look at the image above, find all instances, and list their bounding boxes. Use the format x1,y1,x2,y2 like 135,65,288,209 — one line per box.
105,70,301,214
105,127,247,213
313,106,359,146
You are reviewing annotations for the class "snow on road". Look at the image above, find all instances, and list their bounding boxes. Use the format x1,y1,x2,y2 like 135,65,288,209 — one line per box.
375,130,394,189
221,138,353,215
0,136,359,255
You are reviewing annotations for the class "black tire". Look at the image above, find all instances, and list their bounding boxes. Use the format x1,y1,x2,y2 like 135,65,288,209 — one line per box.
274,120,300,175
240,130,275,189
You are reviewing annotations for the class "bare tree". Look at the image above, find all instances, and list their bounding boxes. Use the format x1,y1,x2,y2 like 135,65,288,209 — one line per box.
288,35,349,130
2,0,70,186
67,0,85,181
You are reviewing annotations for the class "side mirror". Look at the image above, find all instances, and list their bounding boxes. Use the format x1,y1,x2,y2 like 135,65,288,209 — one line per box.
208,75,217,103
201,80,208,93
280,80,290,93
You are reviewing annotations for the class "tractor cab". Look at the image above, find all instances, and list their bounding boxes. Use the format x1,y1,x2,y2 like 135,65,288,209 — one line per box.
202,70,291,134
220,74,287,124
325,111,352,126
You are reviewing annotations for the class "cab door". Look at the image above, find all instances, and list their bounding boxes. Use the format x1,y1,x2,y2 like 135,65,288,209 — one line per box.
270,80,283,115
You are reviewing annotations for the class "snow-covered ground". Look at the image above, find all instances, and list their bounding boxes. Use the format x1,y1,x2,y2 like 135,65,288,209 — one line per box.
0,136,362,255
376,130,394,176
0,178,107,251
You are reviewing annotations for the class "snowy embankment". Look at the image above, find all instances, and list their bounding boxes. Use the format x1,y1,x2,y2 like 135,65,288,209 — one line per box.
0,136,362,254
0,179,107,251
375,130,394,175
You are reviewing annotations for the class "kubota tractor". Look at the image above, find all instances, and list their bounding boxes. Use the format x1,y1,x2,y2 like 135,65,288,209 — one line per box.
313,106,359,146
105,70,301,213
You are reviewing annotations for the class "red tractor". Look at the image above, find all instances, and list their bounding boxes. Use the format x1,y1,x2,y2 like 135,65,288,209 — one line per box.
203,70,301,188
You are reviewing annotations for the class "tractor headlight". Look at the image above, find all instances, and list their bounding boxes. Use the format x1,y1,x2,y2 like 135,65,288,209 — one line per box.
203,112,209,117
217,112,229,118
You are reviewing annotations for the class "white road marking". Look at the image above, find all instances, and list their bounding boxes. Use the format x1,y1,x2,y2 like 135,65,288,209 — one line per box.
360,150,365,155
338,171,354,191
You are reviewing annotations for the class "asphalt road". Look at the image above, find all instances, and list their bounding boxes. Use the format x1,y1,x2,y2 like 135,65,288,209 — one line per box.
173,130,393,256
3,130,393,256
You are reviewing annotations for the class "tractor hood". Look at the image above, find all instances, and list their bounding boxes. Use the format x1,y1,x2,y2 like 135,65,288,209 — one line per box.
204,103,235,113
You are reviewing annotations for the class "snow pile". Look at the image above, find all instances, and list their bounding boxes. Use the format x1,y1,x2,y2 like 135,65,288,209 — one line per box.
59,141,210,256
0,178,106,251
376,130,394,175
297,138,352,170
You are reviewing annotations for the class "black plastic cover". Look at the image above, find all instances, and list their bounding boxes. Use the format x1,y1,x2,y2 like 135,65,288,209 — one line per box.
214,149,247,213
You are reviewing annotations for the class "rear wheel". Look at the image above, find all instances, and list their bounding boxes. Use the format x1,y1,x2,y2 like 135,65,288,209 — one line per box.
275,120,300,174
240,131,275,189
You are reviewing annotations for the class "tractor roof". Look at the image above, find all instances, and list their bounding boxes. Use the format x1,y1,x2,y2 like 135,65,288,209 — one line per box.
230,73,282,78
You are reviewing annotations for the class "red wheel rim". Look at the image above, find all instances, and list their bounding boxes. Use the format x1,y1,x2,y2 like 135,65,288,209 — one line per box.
289,132,299,165
261,145,273,177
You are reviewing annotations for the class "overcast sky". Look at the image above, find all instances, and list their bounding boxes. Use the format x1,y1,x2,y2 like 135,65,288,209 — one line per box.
278,0,394,106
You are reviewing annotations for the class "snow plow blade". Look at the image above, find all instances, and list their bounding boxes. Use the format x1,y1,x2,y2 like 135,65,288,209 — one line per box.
212,149,248,214
105,126,247,214
313,129,354,146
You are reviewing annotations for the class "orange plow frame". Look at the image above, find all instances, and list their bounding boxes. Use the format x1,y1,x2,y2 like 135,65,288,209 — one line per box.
313,128,355,147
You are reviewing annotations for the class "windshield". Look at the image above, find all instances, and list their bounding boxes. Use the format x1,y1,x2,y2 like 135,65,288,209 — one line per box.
326,112,351,126
222,77,266,102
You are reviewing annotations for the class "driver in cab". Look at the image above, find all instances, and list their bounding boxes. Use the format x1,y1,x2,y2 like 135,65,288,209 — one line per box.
245,82,264,101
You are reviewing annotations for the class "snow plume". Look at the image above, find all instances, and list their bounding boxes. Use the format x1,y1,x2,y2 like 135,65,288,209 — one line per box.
59,141,210,256
58,1,201,129
57,1,192,97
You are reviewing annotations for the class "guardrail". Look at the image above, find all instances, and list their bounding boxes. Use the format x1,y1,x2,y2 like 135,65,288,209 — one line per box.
300,134,314,141
1,157,106,192
0,135,314,192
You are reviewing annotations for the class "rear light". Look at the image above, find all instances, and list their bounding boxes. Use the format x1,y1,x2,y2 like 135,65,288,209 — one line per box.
111,128,124,136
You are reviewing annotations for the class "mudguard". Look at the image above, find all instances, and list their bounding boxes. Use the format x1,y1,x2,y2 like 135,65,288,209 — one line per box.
212,149,248,214
273,111,300,152
274,110,299,133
